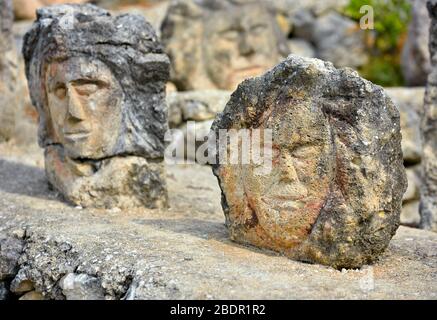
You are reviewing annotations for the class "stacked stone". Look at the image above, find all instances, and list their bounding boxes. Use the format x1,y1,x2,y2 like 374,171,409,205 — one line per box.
167,90,231,162
420,1,437,232
401,0,431,86
386,88,425,227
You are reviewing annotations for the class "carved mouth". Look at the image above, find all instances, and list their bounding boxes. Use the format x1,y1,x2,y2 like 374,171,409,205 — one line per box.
64,131,91,141
261,195,307,211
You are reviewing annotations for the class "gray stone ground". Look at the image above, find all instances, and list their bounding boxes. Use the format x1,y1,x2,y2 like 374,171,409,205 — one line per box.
0,143,436,300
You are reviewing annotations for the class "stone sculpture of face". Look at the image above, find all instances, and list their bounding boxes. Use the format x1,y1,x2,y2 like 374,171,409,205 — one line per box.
45,56,123,159
203,4,282,90
222,104,333,249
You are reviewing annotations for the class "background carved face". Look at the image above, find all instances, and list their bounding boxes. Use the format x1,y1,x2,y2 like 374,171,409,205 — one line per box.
45,57,123,159
222,104,333,248
203,4,282,90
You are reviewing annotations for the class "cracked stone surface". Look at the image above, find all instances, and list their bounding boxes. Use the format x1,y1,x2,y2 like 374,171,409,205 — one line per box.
0,143,436,300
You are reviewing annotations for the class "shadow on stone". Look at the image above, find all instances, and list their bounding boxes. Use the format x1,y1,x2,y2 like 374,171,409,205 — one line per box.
130,217,280,257
0,159,53,200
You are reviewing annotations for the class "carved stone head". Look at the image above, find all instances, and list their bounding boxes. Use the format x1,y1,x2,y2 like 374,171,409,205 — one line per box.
212,55,407,269
161,0,289,91
23,4,170,160
23,4,170,208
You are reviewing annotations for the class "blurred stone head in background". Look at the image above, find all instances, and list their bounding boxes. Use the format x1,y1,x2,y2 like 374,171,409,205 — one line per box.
161,0,290,91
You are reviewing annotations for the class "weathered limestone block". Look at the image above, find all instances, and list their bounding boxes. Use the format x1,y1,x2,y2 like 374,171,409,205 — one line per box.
404,167,422,203
161,0,289,91
402,0,431,86
386,87,425,165
401,201,421,227
22,4,170,209
212,55,407,269
0,234,24,282
288,39,316,58
59,273,105,300
420,1,437,231
18,291,45,300
0,0,19,142
167,90,231,127
401,167,422,227
13,0,87,20
312,12,368,69
271,0,348,36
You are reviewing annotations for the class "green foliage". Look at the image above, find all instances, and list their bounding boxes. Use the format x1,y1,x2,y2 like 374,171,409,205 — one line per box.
342,0,412,86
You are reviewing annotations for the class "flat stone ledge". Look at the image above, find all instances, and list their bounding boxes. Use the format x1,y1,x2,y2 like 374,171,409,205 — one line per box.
0,144,436,300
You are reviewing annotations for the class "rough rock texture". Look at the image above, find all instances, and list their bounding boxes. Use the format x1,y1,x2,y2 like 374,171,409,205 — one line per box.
272,0,349,36
0,144,435,300
420,1,437,232
22,4,170,209
212,55,407,269
161,0,289,91
402,0,431,86
0,20,38,144
0,0,19,142
59,273,105,300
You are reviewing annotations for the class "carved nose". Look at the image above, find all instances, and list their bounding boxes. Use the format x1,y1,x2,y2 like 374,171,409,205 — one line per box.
239,35,255,56
279,154,299,183
66,90,86,121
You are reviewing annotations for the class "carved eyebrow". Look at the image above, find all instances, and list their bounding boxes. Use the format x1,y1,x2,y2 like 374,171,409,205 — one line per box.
70,78,109,87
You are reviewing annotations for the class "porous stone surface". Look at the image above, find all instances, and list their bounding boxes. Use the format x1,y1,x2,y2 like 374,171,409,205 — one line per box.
420,0,437,232
212,55,407,269
59,273,105,300
22,4,170,209
0,144,435,300
161,0,289,91
402,0,431,86
0,0,19,142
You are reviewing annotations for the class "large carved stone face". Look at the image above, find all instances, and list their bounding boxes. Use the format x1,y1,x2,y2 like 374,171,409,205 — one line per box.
203,4,282,90
221,104,333,248
45,57,123,159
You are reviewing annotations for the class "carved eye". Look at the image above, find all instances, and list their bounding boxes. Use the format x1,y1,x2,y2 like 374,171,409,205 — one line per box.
54,85,67,100
74,83,99,96
222,30,239,41
251,24,266,34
